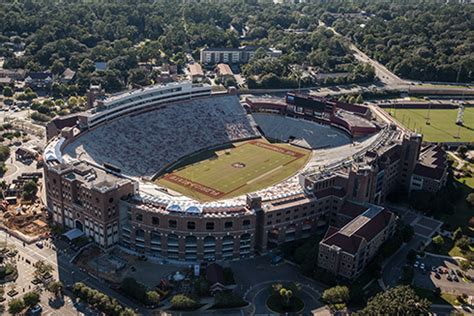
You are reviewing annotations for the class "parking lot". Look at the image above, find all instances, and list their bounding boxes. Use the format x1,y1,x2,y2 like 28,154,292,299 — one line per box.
413,254,474,296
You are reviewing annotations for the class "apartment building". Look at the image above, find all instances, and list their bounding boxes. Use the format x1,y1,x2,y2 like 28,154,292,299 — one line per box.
200,46,282,64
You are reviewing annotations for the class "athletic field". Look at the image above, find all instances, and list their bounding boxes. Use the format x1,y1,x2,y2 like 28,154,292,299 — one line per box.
389,107,474,143
156,140,310,202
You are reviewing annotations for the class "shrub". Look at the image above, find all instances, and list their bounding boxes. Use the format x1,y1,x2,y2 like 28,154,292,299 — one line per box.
170,294,199,310
23,291,40,307
322,286,350,305
432,235,445,249
213,291,246,308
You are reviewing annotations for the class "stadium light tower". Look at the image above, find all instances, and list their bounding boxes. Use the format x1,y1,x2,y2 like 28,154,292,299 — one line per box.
425,103,431,125
456,105,465,126
455,105,465,139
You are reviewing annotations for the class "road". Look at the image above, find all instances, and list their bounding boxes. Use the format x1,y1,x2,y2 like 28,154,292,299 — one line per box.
230,256,325,315
319,21,408,86
0,231,147,315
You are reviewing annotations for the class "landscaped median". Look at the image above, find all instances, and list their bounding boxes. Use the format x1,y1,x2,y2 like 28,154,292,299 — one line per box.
265,283,305,314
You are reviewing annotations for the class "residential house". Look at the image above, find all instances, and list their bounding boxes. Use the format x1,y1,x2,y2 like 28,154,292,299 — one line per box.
215,63,234,81
25,72,53,90
60,68,76,84
187,63,205,83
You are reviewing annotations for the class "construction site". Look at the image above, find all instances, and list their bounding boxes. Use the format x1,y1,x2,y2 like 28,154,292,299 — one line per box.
0,172,49,242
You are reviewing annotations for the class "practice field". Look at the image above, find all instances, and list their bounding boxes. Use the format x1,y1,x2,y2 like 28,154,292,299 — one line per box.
156,140,310,202
389,107,474,143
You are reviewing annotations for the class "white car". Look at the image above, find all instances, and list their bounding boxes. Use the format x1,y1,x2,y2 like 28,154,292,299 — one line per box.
420,263,425,270
414,261,420,268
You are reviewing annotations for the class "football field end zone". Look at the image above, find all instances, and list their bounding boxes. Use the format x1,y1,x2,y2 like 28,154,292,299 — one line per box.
162,173,225,199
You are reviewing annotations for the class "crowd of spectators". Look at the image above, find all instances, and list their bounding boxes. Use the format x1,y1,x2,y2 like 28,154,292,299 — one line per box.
64,96,259,177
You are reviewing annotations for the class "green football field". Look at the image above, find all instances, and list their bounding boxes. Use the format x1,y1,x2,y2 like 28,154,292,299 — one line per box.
388,107,474,143
156,140,310,202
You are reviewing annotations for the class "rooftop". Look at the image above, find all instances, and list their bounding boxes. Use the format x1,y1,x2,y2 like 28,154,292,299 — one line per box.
413,145,447,180
188,63,204,77
322,204,395,255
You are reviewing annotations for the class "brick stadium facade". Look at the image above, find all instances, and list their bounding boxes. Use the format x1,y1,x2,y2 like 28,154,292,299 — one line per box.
43,83,448,278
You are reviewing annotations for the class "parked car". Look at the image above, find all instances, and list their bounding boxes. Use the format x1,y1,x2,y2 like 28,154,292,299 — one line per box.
35,241,43,249
435,273,441,279
447,275,452,281
420,263,425,270
431,266,437,272
28,304,42,315
414,261,420,268
271,255,284,265
453,275,459,282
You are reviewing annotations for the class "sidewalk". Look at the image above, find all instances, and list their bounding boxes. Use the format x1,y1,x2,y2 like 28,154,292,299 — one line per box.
424,251,467,261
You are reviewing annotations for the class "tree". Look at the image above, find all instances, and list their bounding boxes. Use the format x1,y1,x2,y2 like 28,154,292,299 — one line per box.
68,96,78,107
51,60,65,75
23,291,40,308
356,285,430,315
146,291,160,306
466,193,474,206
22,180,38,201
2,86,13,98
170,294,198,310
279,287,293,307
432,235,445,249
455,236,470,251
355,95,364,104
322,286,350,305
33,260,53,279
0,146,10,162
459,260,471,271
47,281,64,297
8,298,25,315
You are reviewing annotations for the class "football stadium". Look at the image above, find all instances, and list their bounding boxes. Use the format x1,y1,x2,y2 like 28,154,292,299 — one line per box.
43,82,447,264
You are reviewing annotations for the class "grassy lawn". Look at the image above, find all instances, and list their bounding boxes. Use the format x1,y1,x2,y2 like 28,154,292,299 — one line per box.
413,287,460,306
431,179,473,235
440,292,461,306
156,139,310,201
426,234,473,259
388,107,474,142
448,245,474,258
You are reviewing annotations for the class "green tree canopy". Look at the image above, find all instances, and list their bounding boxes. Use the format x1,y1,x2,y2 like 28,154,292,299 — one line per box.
8,298,25,315
322,285,350,305
356,285,430,315
22,291,40,308
2,86,13,98
170,294,198,310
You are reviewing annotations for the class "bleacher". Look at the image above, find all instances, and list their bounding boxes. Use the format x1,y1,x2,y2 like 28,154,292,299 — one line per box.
252,113,350,149
63,95,259,177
